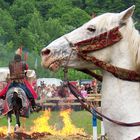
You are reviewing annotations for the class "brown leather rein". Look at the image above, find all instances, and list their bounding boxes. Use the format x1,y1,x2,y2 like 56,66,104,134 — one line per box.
63,26,140,127
66,81,140,127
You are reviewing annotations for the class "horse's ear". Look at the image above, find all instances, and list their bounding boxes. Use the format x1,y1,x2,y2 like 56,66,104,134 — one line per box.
119,5,135,24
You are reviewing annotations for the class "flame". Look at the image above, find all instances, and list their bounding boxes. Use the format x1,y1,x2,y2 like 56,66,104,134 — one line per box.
57,109,85,136
0,109,86,137
29,109,56,134
0,126,9,135
0,126,15,137
30,109,85,136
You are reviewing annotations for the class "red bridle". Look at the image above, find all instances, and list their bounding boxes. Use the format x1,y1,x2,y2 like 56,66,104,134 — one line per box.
75,26,122,52
71,26,140,82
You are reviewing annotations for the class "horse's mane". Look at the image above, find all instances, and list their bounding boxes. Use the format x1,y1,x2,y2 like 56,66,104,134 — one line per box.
120,18,140,72
89,13,140,72
127,20,140,72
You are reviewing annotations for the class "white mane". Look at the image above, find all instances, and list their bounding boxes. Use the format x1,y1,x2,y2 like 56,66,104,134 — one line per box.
127,20,140,72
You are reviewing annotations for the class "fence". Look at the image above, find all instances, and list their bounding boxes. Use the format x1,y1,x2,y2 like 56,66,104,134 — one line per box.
36,94,101,108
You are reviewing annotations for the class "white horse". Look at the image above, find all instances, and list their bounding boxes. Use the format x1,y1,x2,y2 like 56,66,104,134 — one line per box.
41,6,140,140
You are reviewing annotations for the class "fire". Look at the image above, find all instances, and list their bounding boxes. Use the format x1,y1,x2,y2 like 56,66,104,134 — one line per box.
30,109,86,136
29,109,56,134
0,126,15,137
0,126,9,135
0,109,86,138
57,109,85,136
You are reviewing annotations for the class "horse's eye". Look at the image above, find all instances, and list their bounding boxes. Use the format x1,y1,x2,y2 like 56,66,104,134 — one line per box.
87,25,96,32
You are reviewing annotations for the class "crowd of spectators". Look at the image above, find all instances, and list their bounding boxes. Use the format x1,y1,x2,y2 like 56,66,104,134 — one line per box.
35,79,101,101
0,79,101,101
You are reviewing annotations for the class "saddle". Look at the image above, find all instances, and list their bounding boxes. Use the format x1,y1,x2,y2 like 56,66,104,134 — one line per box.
2,87,30,118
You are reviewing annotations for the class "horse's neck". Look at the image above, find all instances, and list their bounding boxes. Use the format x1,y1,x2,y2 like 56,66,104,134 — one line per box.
101,34,140,111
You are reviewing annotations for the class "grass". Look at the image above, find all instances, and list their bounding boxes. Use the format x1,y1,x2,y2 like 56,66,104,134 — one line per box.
0,110,101,135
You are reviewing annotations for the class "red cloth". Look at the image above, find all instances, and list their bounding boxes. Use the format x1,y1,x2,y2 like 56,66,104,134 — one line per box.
23,79,38,99
0,82,11,97
0,80,38,99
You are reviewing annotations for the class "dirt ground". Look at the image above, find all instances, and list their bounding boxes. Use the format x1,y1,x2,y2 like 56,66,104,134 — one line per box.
0,132,93,140
38,135,92,140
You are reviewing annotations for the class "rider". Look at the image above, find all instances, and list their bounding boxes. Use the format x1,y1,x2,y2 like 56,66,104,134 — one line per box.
0,48,41,112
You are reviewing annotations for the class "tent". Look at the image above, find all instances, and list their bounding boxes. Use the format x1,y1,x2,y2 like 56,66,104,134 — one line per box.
0,67,36,82
0,67,9,82
37,78,62,87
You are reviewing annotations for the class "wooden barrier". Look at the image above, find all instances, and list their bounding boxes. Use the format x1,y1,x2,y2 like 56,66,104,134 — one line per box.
36,94,101,107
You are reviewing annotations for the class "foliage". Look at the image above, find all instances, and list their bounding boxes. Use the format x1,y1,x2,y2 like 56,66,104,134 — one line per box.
0,0,140,79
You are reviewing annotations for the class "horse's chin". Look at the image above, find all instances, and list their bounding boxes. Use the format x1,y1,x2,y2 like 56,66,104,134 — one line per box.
48,62,61,71
41,59,62,72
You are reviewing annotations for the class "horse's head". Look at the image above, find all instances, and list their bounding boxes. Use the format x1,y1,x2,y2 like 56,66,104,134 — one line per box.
41,6,135,71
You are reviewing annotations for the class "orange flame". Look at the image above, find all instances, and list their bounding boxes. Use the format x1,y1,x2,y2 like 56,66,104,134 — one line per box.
0,109,86,137
30,109,56,134
30,109,85,136
57,109,85,136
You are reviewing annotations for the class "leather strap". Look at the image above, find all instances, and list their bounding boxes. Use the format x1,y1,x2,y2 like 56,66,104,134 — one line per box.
78,53,140,82
67,82,140,127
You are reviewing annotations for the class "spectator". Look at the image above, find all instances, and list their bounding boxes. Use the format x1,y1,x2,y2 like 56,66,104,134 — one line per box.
80,85,88,98
37,86,41,100
85,84,93,94
46,88,52,98
92,79,97,94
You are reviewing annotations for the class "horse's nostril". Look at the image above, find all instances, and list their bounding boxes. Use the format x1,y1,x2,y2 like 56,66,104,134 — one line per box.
41,49,51,56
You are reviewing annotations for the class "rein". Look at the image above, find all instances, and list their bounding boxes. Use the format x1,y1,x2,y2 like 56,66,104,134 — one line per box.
62,70,140,127
64,81,140,127
77,69,103,82
63,26,140,127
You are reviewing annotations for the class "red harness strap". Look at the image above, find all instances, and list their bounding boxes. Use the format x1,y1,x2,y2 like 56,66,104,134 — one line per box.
75,26,122,53
79,53,140,82
75,26,140,82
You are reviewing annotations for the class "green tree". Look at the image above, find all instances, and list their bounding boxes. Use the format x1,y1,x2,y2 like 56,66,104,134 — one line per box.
0,0,11,9
44,18,65,43
46,0,73,19
27,10,49,51
61,8,90,28
0,9,16,44
10,0,36,31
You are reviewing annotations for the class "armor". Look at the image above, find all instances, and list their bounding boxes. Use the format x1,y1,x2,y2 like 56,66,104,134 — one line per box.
9,60,27,81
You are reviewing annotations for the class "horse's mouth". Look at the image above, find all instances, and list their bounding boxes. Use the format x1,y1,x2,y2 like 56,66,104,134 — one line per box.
41,54,68,71
41,55,62,71
48,60,61,71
